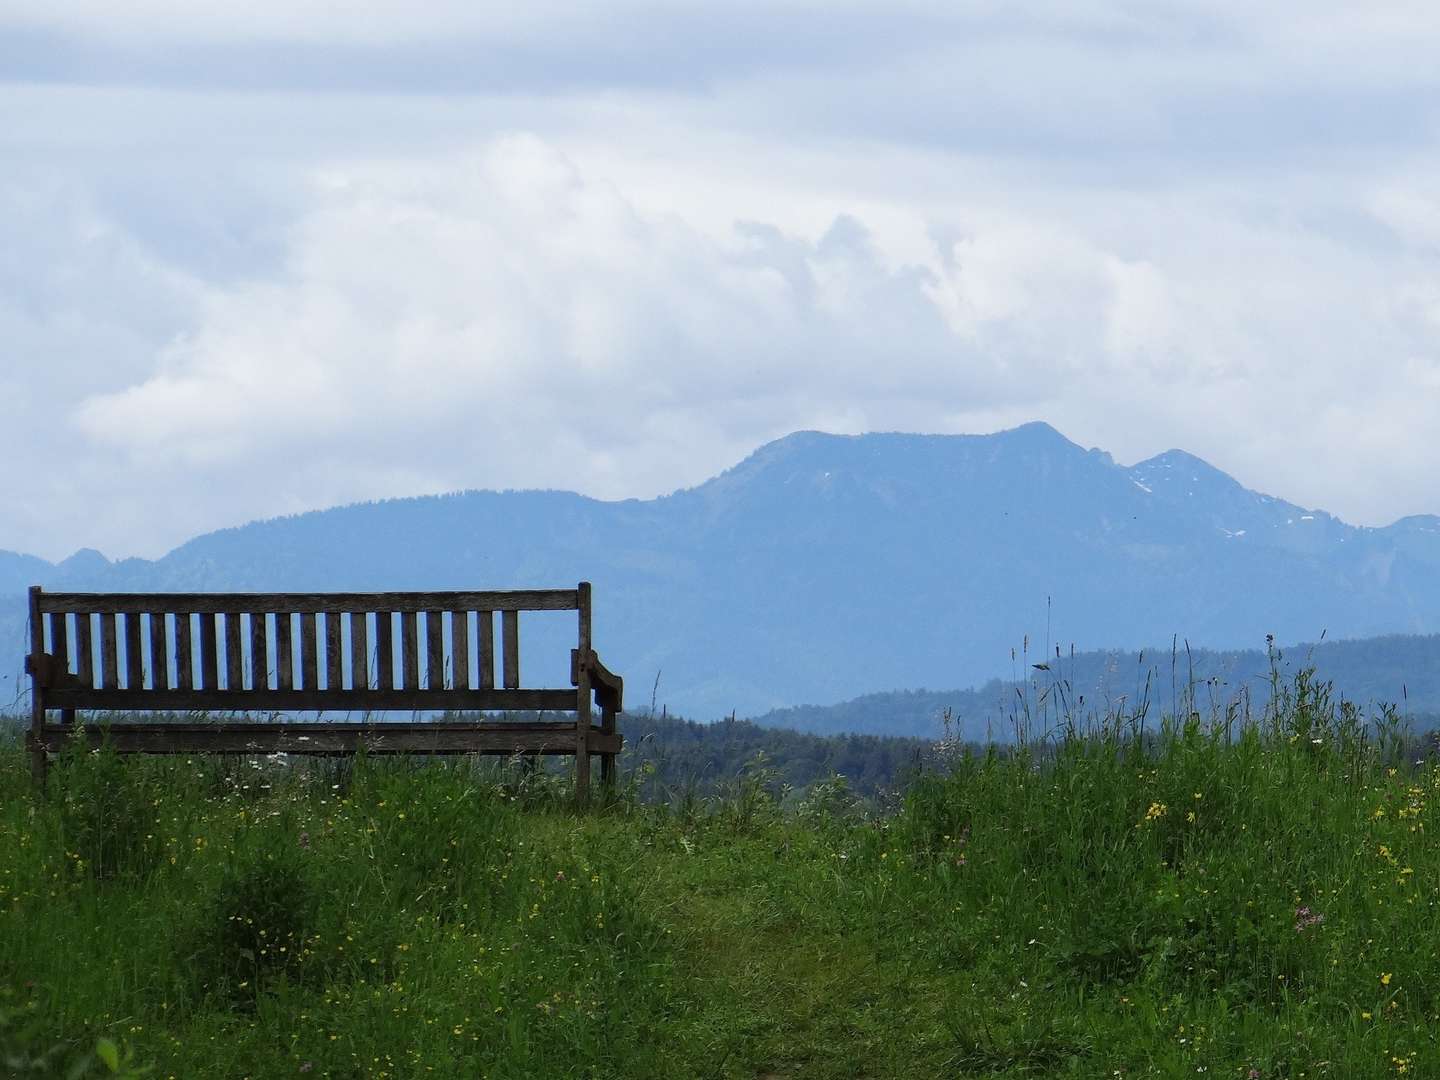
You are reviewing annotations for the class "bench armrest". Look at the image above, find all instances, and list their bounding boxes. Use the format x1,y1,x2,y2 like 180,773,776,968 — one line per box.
25,652,80,689
571,648,624,713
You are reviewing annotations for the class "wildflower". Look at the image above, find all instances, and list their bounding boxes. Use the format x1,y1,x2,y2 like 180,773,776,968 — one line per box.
1381,972,1393,986
1293,905,1324,932
1138,802,1168,827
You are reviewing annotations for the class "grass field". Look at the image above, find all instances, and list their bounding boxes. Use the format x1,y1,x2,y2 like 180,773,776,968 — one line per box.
2,670,1438,1078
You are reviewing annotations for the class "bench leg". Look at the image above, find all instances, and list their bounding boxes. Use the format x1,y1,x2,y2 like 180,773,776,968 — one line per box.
598,704,617,793
30,742,47,792
575,734,591,807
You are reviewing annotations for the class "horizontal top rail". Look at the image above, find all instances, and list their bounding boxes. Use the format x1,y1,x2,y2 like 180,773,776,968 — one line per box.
33,589,580,615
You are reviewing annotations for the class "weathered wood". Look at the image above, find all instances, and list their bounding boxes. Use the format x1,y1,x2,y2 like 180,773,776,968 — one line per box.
349,612,368,690
376,612,394,690
325,612,342,691
45,687,579,713
477,611,494,690
276,613,293,691
587,649,624,713
576,581,592,803
300,613,317,692
402,611,419,691
36,590,580,615
34,721,621,757
149,612,168,690
124,611,144,690
502,610,519,690
451,610,469,690
48,612,69,674
200,613,218,692
101,613,119,690
26,582,622,806
76,612,93,689
223,612,243,691
250,612,268,691
28,588,45,787
175,614,193,691
426,610,444,690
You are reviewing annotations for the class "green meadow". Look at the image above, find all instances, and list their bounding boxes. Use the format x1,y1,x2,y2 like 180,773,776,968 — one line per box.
2,670,1438,1078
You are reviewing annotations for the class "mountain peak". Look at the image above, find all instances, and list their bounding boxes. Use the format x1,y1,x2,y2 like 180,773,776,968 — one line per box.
1129,448,1248,496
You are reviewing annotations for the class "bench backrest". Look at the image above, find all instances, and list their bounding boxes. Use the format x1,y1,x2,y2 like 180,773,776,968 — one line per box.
27,583,595,715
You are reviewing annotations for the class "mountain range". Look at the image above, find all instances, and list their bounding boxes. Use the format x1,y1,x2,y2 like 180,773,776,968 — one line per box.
5,421,1440,723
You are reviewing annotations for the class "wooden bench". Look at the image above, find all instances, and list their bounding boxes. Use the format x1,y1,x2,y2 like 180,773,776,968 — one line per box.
24,582,623,801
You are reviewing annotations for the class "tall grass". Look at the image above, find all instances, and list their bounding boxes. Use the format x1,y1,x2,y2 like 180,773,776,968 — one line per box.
1,665,1437,1077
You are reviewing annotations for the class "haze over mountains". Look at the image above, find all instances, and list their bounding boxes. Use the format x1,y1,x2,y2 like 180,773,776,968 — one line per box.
6,422,1440,725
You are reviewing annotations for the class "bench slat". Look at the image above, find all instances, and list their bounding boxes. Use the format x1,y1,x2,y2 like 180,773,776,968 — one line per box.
224,613,243,691
402,612,419,691
300,613,317,692
376,612,393,690
325,612,342,691
101,613,119,690
349,612,368,690
34,720,621,757
451,610,469,690
502,610,519,690
35,590,581,615
249,612,267,691
276,614,293,691
48,613,69,676
76,613,93,689
124,613,142,690
150,612,168,690
175,614,192,691
426,610,443,690
200,613,218,691
478,611,494,690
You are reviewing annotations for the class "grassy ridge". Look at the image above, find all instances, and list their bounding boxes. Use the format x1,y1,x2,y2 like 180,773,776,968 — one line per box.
2,674,1439,1078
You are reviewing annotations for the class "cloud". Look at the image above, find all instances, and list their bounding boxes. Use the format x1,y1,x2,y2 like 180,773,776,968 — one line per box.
53,128,1439,566
71,137,1044,519
7,4,1440,561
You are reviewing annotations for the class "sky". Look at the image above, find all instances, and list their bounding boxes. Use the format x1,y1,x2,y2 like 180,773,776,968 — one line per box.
5,2,1440,562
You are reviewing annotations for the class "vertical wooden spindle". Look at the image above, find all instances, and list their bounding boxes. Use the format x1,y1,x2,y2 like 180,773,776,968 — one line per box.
451,610,469,690
124,612,144,690
426,610,444,690
149,612,168,690
376,612,394,691
101,613,119,690
349,612,369,690
502,610,519,690
402,612,419,690
300,613,317,692
477,611,494,690
76,612,94,689
325,613,342,691
250,613,268,691
175,614,193,691
49,612,69,674
200,613,218,691
224,612,243,691
276,613,293,691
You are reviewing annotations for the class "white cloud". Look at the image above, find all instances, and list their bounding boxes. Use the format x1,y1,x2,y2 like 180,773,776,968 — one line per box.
6,3,1440,561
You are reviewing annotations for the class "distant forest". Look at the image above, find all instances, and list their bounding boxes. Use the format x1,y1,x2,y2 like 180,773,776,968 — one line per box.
751,634,1440,739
